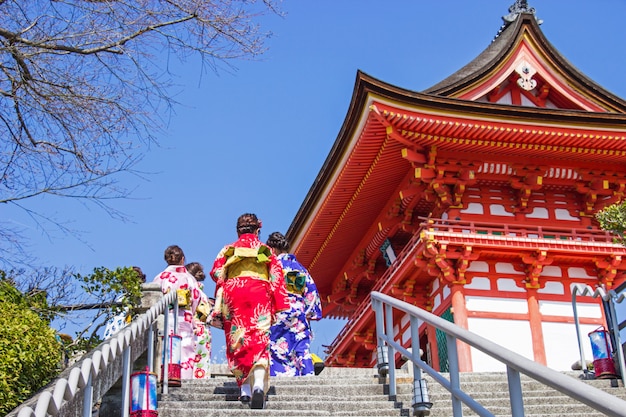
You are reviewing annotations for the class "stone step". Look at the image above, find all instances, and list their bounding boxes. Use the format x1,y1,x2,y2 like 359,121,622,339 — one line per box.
156,368,626,417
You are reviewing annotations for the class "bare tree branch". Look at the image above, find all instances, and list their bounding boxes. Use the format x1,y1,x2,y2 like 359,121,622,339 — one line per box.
0,0,283,261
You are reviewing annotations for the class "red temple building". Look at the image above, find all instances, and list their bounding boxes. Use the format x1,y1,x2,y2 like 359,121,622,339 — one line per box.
285,2,626,372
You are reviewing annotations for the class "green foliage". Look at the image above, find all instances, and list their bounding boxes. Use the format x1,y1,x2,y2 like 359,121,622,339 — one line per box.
0,274,55,324
0,266,144,412
75,266,143,317
0,292,61,416
596,201,626,246
69,266,144,352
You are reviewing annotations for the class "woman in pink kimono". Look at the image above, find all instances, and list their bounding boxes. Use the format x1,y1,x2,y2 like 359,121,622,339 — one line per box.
154,245,205,380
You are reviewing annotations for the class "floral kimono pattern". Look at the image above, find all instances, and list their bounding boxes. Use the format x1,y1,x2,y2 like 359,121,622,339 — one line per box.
193,282,212,379
155,265,205,380
210,233,290,389
269,253,322,376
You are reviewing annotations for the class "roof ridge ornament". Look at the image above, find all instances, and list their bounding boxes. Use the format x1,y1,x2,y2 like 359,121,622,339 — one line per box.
493,0,543,42
502,0,543,25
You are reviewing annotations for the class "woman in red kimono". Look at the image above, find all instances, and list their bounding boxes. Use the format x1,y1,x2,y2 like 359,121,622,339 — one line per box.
210,213,290,409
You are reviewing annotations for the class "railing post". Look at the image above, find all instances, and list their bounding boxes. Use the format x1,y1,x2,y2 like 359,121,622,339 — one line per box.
147,324,154,373
373,297,389,377
410,316,432,417
446,334,462,417
121,343,131,417
572,284,592,379
82,373,93,417
384,303,396,397
506,366,525,417
162,306,170,395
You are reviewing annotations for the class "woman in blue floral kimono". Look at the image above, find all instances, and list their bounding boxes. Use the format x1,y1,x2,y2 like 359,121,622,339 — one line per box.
266,232,322,377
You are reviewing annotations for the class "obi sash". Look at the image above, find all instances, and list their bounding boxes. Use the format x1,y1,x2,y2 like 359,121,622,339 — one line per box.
284,270,307,295
224,245,272,280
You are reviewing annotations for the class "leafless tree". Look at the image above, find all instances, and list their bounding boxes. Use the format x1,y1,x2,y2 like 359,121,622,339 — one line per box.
0,0,282,262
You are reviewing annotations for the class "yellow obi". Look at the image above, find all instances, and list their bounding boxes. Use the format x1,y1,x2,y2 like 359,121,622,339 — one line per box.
224,245,271,280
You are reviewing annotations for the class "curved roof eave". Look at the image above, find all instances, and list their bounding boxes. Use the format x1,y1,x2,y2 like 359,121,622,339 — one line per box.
285,69,626,251
423,13,626,113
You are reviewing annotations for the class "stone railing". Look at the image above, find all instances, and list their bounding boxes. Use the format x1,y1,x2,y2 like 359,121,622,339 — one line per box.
8,283,168,417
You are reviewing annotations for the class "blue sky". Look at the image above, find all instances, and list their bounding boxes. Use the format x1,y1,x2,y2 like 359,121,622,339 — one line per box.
5,1,626,360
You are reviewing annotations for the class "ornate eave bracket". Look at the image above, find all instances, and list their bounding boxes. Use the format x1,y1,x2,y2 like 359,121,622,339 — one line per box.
521,249,553,289
421,234,476,285
595,255,625,289
510,167,544,213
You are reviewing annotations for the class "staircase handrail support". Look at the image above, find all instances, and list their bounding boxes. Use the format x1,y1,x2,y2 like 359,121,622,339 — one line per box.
572,284,626,386
11,290,177,417
372,290,626,417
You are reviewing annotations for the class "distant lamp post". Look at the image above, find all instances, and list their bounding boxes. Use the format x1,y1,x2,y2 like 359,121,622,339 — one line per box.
130,367,158,417
588,327,618,379
162,334,182,387
376,345,389,377
412,378,433,416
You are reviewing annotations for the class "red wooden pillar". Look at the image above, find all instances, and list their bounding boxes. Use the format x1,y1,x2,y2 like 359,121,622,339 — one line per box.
451,284,473,372
527,288,547,365
426,323,440,371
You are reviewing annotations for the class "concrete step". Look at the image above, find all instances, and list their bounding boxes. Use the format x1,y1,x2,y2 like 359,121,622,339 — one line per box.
156,368,626,417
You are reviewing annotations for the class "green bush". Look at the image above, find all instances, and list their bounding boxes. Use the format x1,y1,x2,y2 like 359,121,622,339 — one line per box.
0,299,61,415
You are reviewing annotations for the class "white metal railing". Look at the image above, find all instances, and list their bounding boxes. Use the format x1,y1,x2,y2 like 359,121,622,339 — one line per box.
572,284,626,385
372,291,626,417
11,290,176,417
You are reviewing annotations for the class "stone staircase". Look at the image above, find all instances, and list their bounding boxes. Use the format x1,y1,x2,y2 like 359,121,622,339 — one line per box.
156,366,626,417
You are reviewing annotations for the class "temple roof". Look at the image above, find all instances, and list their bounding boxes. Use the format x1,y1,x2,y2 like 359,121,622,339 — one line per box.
424,12,626,112
284,7,626,320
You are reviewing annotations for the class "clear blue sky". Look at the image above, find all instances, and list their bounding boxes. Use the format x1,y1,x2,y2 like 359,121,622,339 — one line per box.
6,1,626,361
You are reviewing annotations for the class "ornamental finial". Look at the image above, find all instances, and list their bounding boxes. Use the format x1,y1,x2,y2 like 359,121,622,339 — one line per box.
502,0,543,24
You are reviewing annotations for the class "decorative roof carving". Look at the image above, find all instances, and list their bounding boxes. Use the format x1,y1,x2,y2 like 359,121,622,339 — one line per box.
502,0,542,25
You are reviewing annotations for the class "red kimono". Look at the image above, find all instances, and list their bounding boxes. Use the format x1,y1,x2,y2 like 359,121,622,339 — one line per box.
210,233,290,388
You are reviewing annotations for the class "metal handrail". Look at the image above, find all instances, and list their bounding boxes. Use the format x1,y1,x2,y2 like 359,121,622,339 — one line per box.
12,290,176,417
372,291,626,417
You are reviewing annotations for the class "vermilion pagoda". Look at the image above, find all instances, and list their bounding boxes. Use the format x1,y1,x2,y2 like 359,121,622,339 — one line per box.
285,3,626,372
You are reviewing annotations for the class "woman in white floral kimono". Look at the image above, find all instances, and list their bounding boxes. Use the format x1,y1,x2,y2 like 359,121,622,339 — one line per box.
154,245,206,380
186,261,212,379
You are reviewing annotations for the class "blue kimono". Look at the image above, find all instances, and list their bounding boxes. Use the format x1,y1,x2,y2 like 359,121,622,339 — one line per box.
269,253,322,376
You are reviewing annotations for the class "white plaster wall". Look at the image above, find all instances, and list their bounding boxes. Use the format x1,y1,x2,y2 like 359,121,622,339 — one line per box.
467,318,533,371
568,268,594,279
497,278,526,292
489,204,513,216
527,207,549,218
460,202,483,214
466,296,528,314
465,277,490,290
467,261,489,272
538,281,564,294
543,321,596,371
555,208,578,221
539,301,601,318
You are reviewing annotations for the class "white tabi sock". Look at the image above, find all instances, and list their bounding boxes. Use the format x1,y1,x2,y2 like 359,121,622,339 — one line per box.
240,382,251,397
252,367,266,392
